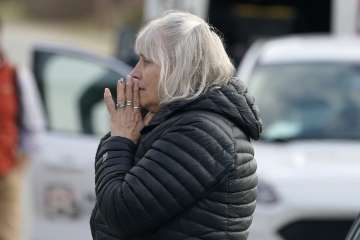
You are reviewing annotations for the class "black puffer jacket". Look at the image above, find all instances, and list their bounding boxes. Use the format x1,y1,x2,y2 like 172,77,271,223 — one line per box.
90,80,262,240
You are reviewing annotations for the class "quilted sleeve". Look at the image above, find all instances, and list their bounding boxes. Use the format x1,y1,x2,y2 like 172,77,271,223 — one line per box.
94,117,236,238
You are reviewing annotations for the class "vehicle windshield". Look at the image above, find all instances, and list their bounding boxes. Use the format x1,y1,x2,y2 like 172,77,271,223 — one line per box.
248,62,360,141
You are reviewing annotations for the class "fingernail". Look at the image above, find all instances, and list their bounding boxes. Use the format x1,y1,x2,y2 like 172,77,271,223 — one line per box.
118,78,124,84
104,88,110,96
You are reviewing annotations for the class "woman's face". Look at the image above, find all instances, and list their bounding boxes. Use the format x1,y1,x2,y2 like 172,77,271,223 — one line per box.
130,55,161,113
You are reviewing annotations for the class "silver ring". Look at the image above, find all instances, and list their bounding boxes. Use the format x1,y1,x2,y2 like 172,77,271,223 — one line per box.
116,102,126,110
133,106,141,111
126,100,132,106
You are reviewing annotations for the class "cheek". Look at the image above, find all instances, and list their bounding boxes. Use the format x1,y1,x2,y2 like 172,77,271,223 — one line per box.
146,72,159,90
151,68,161,91
141,65,160,93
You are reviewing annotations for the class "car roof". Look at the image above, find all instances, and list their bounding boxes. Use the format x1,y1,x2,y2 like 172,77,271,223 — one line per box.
258,35,360,64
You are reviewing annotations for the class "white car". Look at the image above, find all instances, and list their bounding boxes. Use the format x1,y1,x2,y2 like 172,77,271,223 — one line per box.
21,44,131,240
238,35,360,240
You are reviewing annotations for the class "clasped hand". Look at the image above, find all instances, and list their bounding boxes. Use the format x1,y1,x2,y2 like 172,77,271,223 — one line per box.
104,75,153,144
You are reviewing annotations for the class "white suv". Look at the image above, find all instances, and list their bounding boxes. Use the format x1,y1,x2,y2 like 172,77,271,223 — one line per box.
238,35,360,240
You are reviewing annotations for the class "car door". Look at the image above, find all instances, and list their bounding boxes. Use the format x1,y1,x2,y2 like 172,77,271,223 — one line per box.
29,44,131,240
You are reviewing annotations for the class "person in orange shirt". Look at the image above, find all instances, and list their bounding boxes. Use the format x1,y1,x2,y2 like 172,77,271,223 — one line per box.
0,18,23,240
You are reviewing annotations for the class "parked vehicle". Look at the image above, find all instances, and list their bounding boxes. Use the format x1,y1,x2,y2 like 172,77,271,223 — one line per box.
23,44,131,240
237,35,360,240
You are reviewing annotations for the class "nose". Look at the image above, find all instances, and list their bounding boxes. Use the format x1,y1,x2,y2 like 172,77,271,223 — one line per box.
129,61,141,80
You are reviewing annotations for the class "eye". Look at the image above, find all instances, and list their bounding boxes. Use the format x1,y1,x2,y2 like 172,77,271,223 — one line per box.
140,55,151,64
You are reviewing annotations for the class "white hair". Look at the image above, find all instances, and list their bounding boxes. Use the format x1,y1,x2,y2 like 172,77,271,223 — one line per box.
135,11,235,105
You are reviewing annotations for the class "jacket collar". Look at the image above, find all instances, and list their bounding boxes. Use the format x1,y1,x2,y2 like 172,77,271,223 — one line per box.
141,80,262,139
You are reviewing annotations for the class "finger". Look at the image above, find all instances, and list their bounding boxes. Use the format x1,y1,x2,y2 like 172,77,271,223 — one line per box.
133,79,141,110
117,78,126,106
144,112,155,126
104,88,115,114
125,76,133,108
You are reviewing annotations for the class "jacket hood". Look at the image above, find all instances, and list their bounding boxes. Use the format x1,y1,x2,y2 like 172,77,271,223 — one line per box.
147,79,263,140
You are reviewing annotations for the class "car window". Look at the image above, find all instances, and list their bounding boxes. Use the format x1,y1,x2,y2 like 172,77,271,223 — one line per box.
248,62,360,141
35,53,120,135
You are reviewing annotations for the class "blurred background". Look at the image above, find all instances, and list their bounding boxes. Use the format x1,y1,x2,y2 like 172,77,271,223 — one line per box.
1,0,143,66
3,0,358,67
1,0,360,240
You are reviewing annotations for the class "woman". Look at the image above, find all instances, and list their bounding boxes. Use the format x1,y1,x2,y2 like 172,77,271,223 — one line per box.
90,11,262,240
